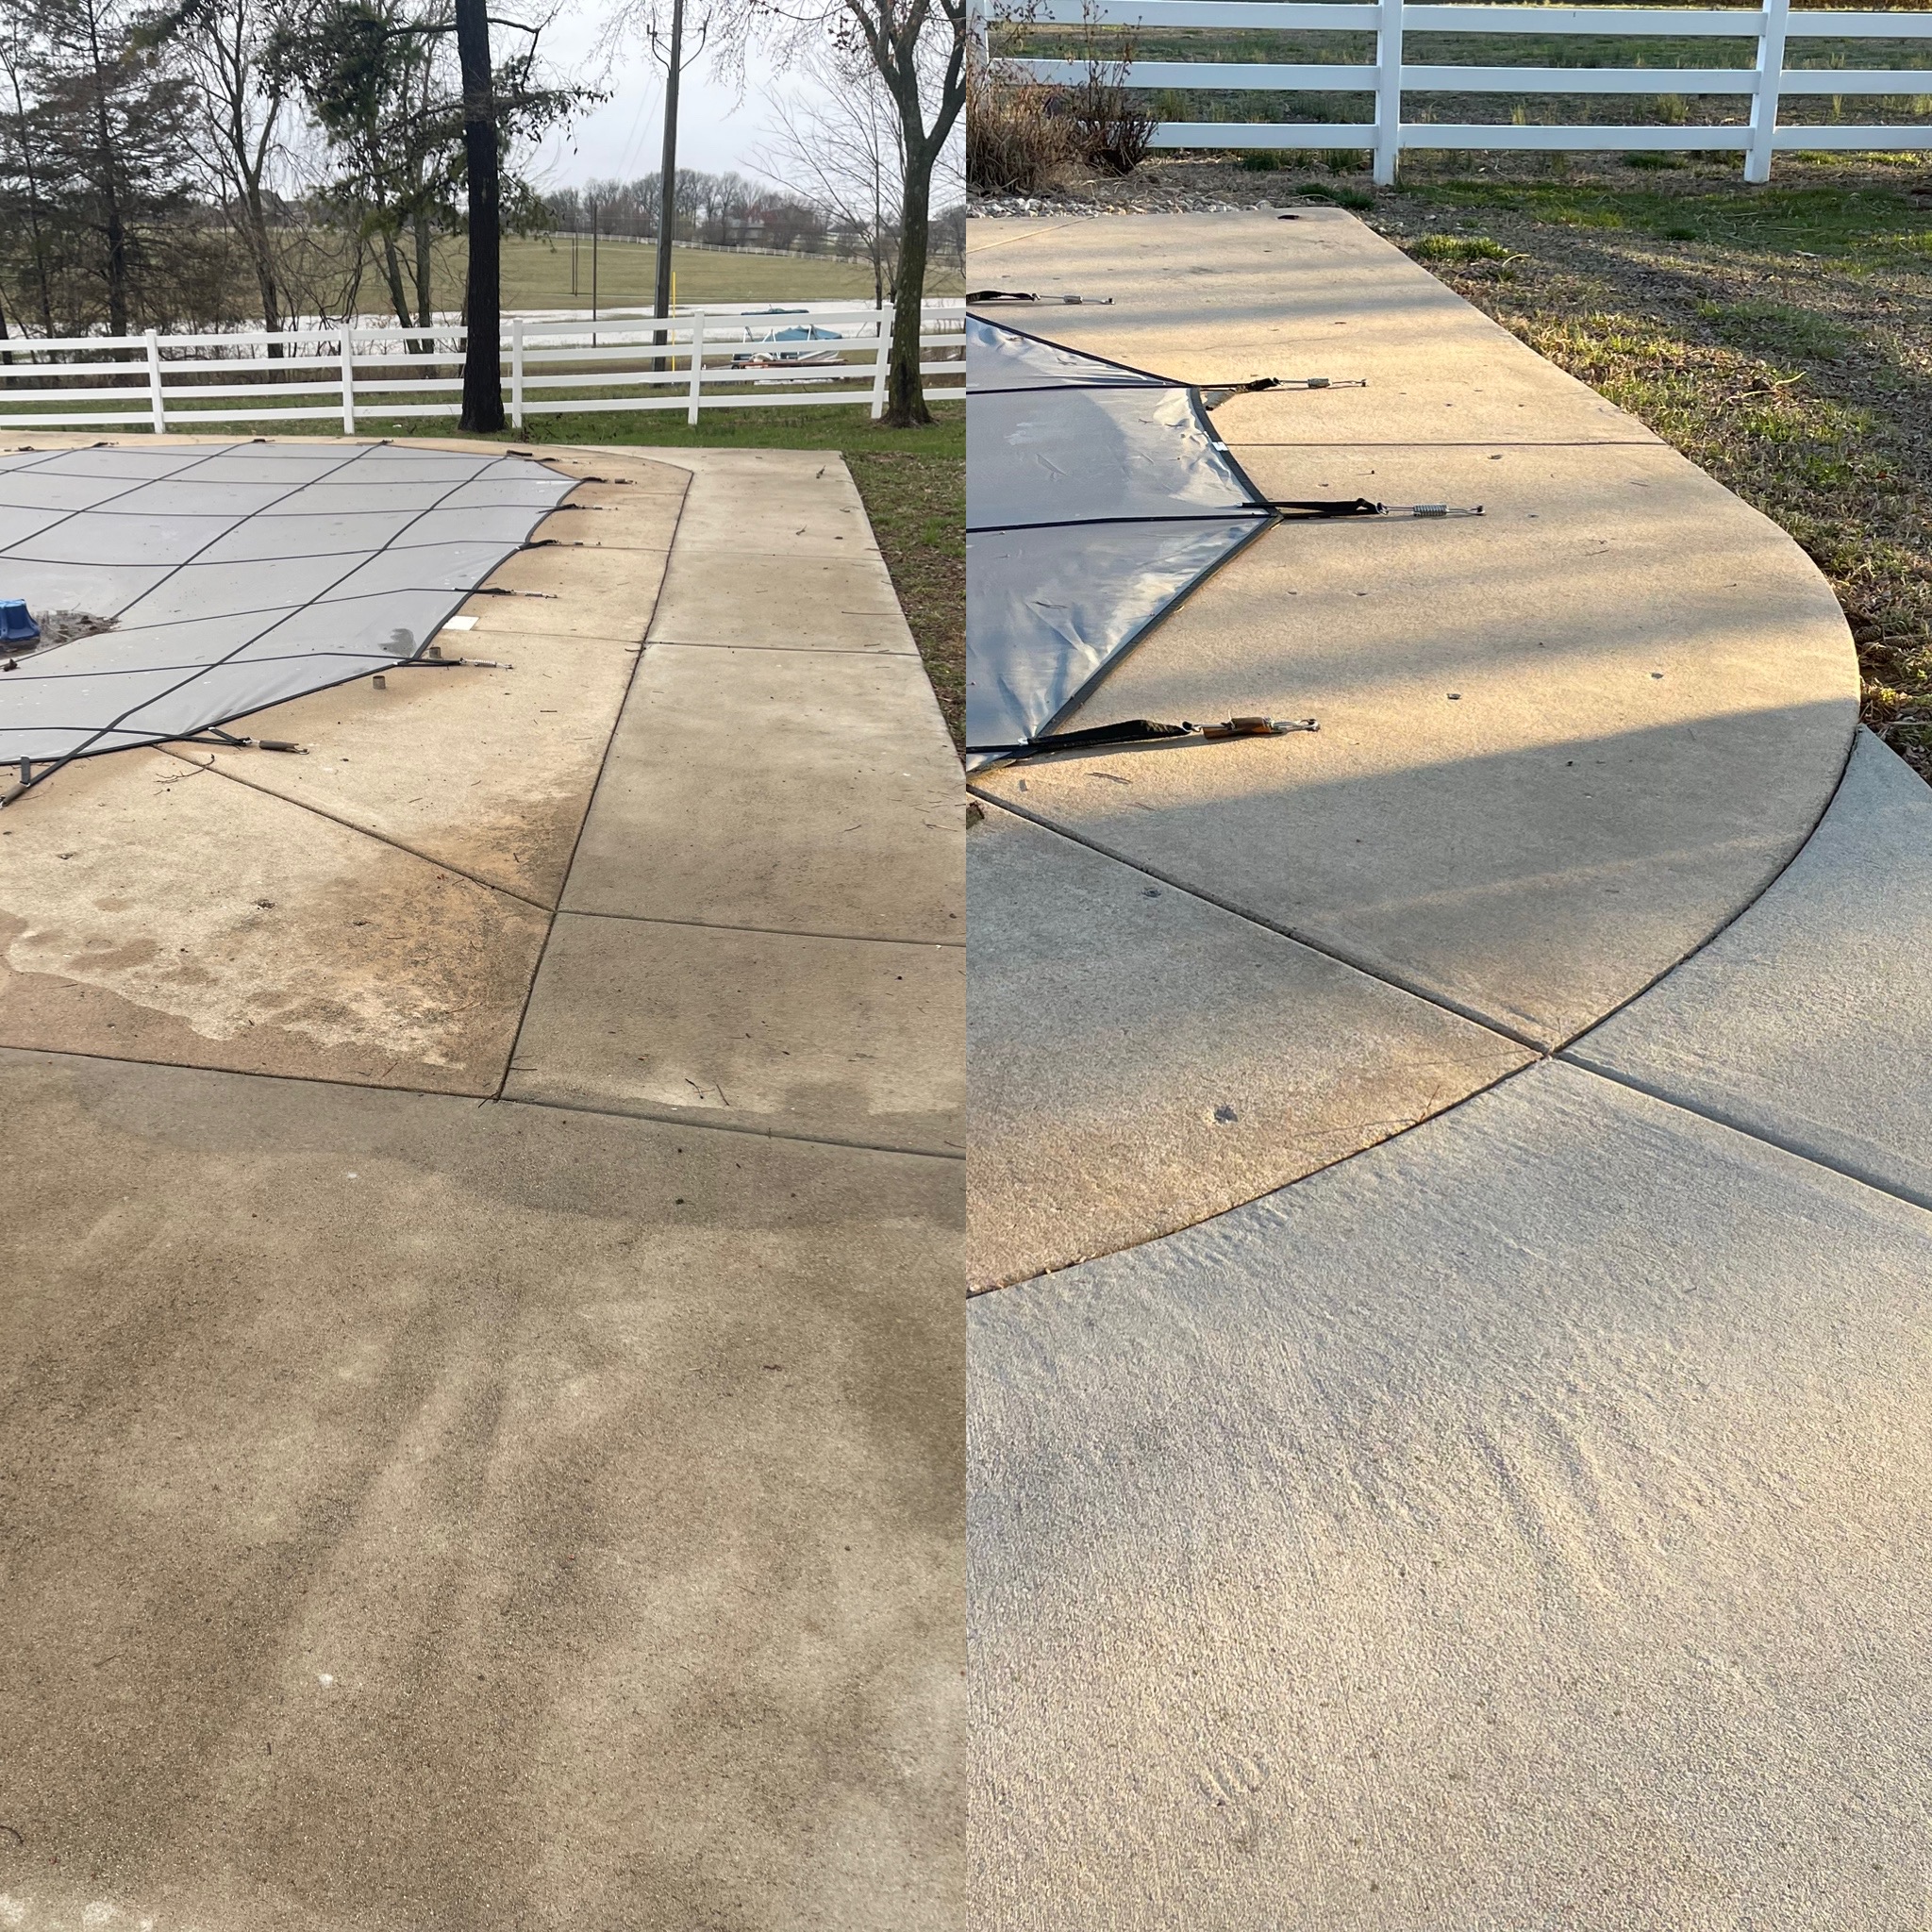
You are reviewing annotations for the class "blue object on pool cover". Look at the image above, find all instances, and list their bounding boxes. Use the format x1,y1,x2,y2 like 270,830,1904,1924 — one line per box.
965,316,1273,767
0,441,575,770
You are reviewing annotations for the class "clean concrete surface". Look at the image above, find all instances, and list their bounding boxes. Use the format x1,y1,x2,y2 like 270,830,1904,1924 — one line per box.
650,549,917,653
965,211,1857,1276
0,1046,961,1932
972,438,1856,1048
507,913,964,1155
1569,727,1932,1208
969,1057,1932,1930
968,802,1530,1288
563,643,963,944
969,208,1663,446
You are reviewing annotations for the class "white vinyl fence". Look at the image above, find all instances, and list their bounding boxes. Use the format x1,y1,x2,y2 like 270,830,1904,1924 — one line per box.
0,302,966,435
1002,0,1932,183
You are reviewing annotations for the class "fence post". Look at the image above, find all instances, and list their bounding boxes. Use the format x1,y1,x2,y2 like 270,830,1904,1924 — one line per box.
870,308,891,421
144,329,166,435
511,317,525,430
686,309,708,425
1374,0,1403,187
1745,0,1790,183
340,325,357,435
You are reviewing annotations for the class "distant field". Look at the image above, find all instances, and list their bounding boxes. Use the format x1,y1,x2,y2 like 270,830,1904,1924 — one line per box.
349,236,964,319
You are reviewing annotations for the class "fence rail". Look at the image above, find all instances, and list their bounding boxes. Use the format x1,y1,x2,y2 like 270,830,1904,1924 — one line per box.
997,0,1932,182
0,303,967,435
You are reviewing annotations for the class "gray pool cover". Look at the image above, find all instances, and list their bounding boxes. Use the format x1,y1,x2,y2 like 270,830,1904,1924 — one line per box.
0,441,575,768
965,317,1273,766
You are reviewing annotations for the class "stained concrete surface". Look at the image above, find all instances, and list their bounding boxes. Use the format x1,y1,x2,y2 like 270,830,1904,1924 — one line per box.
507,913,965,1156
969,1058,1932,1930
968,803,1530,1288
0,437,965,1928
0,1048,961,1932
563,643,962,944
168,623,652,908
0,748,548,1091
468,541,675,640
1569,727,1932,1208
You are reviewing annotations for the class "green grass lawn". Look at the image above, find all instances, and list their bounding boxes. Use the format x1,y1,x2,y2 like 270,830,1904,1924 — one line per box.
1374,153,1932,777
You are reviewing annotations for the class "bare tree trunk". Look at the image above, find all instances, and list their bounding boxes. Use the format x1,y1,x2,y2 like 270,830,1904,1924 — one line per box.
883,139,934,428
413,205,433,329
2,46,58,341
81,1,130,336
652,0,685,367
456,0,504,433
380,228,414,331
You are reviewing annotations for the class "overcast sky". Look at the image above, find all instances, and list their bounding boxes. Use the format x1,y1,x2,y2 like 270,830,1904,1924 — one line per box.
525,5,796,188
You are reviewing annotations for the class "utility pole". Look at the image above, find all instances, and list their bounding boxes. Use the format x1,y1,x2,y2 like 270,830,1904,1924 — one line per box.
653,0,685,349
591,194,600,343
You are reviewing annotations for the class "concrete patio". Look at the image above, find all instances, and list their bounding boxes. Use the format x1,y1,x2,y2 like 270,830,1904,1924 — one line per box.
0,439,964,1930
967,211,1931,1927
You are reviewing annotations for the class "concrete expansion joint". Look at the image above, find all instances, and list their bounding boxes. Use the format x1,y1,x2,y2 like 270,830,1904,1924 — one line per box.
161,748,556,915
493,468,693,1105
563,906,965,950
501,1088,967,1160
972,715,1901,1296
1553,1054,1932,1224
970,785,1549,1052
643,637,918,658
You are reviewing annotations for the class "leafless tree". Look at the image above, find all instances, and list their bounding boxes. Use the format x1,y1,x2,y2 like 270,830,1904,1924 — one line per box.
604,0,962,426
755,44,902,305
161,0,301,341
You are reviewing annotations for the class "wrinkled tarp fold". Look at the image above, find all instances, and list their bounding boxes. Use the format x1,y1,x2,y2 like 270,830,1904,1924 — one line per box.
965,315,1272,763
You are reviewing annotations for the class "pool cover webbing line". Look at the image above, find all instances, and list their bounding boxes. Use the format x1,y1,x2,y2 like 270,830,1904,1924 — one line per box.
0,441,576,782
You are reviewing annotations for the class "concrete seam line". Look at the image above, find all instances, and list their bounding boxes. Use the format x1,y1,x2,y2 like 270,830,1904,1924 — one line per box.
1557,1054,1932,1222
1551,720,1865,1056
1223,439,1664,450
553,907,965,949
969,788,1550,1053
158,749,554,914
499,1089,966,1160
967,1056,1548,1298
492,466,696,1103
0,1039,962,1160
0,1038,498,1104
642,638,918,658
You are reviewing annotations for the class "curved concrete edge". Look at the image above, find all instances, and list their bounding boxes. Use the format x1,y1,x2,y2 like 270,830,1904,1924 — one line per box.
967,798,1533,1289
968,1056,1932,1928
965,211,1859,1283
1566,726,1932,1212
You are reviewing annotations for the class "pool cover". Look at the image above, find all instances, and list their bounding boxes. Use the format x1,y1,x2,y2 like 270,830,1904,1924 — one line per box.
0,441,576,770
966,317,1274,767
